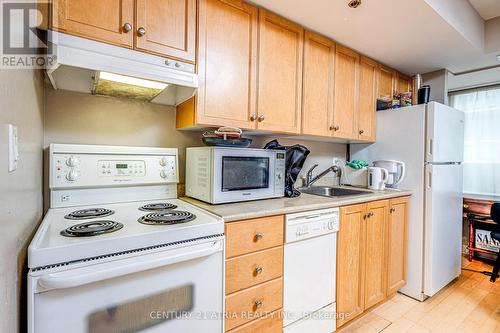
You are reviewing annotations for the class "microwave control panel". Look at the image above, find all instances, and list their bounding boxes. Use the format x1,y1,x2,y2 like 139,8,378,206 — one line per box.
274,152,286,196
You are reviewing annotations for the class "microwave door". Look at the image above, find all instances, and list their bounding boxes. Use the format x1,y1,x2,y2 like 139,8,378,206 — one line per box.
221,156,270,192
212,151,278,204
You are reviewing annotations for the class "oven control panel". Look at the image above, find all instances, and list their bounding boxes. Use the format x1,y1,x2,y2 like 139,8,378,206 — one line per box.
50,145,178,189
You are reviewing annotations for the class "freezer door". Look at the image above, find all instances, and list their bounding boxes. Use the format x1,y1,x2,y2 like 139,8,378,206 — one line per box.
426,102,464,163
423,163,463,297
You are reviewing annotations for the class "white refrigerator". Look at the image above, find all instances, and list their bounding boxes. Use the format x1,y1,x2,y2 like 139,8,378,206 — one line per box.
351,102,464,301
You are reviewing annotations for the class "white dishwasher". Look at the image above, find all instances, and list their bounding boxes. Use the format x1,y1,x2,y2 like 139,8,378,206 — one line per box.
283,208,339,333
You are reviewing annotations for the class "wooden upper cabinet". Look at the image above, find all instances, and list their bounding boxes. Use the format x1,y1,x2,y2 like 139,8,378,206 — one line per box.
257,10,303,134
378,65,397,98
52,0,134,48
358,56,378,142
387,197,409,295
397,73,412,94
301,31,335,137
195,0,258,129
135,0,196,62
337,203,366,328
333,45,359,140
364,200,389,309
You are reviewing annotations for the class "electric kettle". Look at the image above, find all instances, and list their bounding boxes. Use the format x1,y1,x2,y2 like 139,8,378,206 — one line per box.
373,160,405,188
367,167,389,190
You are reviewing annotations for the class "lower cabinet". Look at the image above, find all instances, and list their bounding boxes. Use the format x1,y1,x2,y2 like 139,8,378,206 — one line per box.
224,215,284,332
222,197,409,331
337,196,409,328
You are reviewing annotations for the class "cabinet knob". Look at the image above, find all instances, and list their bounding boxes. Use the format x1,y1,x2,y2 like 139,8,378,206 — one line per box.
137,27,146,36
254,266,263,275
367,211,374,218
254,300,263,309
123,23,132,33
359,129,364,135
258,115,265,122
330,125,340,131
254,232,264,241
390,207,396,213
250,114,257,121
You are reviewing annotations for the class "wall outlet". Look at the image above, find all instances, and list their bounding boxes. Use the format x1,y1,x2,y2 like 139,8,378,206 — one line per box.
7,124,19,172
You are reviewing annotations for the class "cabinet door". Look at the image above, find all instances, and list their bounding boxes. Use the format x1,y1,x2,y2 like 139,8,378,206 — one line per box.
378,65,397,98
302,31,335,137
135,0,196,63
196,0,258,129
257,10,303,134
332,45,359,140
387,197,409,295
52,0,134,48
398,73,412,94
337,203,366,328
364,200,389,308
358,56,378,142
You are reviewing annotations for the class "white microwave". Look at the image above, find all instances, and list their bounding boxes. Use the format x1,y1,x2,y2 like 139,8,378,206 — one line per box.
186,147,286,204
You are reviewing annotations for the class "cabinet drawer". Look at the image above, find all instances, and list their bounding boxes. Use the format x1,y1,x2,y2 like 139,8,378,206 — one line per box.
225,278,283,331
226,310,282,333
226,247,283,294
226,216,284,258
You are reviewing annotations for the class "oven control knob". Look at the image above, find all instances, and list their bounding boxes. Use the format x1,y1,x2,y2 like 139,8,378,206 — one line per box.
160,170,168,179
66,169,79,181
159,157,168,167
66,156,80,167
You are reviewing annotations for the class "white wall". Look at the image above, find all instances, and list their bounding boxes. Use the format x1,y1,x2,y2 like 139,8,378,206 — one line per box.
0,70,44,333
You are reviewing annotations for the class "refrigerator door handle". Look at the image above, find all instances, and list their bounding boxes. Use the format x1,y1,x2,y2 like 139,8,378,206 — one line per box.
427,169,432,189
428,138,433,157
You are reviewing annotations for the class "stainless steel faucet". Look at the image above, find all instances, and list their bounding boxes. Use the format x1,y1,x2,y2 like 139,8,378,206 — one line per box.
305,164,340,187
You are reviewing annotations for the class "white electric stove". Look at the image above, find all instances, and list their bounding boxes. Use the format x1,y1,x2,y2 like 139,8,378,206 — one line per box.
28,144,224,333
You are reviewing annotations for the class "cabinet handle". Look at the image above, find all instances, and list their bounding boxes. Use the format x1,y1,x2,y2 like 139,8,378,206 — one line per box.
390,207,396,213
359,129,364,135
137,27,146,36
254,266,263,275
254,232,263,241
123,23,132,33
254,300,263,309
250,114,257,121
330,125,340,131
258,115,265,122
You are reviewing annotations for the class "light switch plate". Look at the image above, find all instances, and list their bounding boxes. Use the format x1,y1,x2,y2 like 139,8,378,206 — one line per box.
7,124,19,172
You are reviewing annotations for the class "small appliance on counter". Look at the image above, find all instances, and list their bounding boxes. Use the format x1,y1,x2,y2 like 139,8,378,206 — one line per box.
367,166,389,190
373,160,406,188
186,146,286,204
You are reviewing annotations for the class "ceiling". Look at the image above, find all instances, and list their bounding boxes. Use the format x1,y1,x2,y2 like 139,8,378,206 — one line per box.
469,0,500,20
249,0,500,75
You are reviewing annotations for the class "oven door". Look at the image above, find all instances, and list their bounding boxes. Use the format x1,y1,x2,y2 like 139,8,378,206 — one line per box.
212,149,277,203
29,239,224,333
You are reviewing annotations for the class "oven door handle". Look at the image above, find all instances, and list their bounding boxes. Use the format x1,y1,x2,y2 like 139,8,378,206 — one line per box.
37,240,223,291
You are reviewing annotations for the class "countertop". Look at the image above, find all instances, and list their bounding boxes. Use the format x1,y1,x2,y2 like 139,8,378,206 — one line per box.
182,187,412,222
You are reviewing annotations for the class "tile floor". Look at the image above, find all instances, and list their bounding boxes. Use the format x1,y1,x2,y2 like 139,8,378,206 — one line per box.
337,259,500,333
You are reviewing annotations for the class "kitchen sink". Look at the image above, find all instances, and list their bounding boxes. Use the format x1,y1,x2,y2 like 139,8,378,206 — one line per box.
299,186,372,198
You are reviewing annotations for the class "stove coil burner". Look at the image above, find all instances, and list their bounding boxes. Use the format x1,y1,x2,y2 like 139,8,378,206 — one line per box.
64,208,115,220
138,211,196,225
139,203,178,211
60,220,123,237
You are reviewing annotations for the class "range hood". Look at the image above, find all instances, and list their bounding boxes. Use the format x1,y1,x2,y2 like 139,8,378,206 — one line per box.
46,31,198,106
